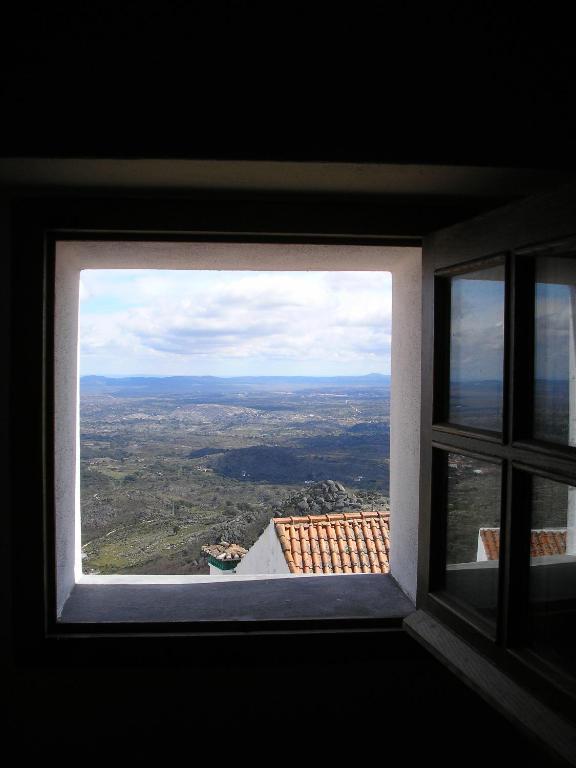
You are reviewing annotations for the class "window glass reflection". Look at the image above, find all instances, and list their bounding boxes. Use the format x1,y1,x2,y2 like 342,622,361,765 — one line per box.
449,265,505,432
444,453,501,624
529,475,576,678
534,256,576,446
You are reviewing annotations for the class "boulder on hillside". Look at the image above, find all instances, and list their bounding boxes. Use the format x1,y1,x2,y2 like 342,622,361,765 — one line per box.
274,480,363,517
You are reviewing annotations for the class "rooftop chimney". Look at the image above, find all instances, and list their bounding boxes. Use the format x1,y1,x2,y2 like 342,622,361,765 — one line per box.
202,541,248,575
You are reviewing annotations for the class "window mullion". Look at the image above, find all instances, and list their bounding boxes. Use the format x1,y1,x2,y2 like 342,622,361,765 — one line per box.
499,252,531,648
499,465,531,647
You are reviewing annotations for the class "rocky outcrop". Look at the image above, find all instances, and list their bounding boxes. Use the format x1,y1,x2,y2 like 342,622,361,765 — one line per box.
274,480,363,517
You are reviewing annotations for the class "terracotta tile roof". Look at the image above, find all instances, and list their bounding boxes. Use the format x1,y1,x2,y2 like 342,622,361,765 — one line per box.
479,527,567,560
273,511,390,575
530,530,567,558
202,541,248,561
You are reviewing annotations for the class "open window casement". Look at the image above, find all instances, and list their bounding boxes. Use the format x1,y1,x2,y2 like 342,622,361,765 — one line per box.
409,179,576,761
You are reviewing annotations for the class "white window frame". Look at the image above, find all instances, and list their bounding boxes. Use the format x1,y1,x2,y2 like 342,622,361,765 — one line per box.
54,240,422,619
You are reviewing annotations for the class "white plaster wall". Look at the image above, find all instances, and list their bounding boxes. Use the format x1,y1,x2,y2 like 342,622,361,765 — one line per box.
55,241,421,610
389,248,422,602
235,521,290,575
54,256,81,613
56,240,413,272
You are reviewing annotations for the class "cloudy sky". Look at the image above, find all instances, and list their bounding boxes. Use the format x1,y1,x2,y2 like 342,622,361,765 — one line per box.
79,270,392,377
450,267,576,384
450,270,505,382
535,281,573,381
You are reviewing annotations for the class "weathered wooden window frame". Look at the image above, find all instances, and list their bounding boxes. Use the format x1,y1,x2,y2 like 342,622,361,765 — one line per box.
418,206,576,719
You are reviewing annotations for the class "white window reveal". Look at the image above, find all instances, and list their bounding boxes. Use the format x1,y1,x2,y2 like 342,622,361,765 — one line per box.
54,241,422,621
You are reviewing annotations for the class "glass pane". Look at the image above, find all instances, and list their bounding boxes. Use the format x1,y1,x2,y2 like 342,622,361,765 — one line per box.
534,256,576,445
444,453,501,624
529,475,576,677
448,264,505,431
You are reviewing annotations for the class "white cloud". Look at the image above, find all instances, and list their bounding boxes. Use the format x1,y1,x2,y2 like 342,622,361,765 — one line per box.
79,270,393,375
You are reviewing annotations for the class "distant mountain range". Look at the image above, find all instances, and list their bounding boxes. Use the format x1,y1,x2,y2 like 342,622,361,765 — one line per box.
80,373,391,396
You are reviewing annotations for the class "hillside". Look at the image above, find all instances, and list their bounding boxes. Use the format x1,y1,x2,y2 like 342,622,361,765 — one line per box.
82,480,389,575
79,376,391,574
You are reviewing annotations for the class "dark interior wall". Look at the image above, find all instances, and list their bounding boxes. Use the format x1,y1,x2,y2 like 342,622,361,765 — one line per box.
1,6,576,166
6,631,563,764
1,197,11,662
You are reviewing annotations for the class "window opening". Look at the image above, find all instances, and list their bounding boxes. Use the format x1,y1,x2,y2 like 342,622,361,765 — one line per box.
78,268,392,578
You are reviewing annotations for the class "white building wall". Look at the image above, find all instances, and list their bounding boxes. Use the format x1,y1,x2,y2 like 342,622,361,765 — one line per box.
476,530,489,561
235,521,290,575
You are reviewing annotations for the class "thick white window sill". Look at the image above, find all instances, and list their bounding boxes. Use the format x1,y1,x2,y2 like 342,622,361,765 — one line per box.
59,573,414,625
